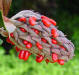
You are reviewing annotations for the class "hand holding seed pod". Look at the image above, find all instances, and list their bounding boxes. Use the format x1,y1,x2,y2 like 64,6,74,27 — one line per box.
0,10,75,65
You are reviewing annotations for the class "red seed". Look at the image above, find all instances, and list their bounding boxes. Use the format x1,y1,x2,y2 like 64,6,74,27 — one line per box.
50,19,56,26
41,16,50,20
18,50,25,59
58,59,64,65
23,40,29,45
34,29,40,34
26,43,32,49
45,59,49,64
51,39,57,44
53,32,58,38
60,46,66,51
36,55,44,63
10,41,15,45
20,27,27,32
51,28,56,35
10,33,14,38
6,37,11,43
42,19,51,27
18,17,26,22
28,52,32,56
41,38,47,43
31,16,37,21
23,51,30,61
15,47,20,52
6,37,14,45
18,50,31,61
41,16,56,26
52,53,58,62
36,42,43,50
29,17,36,26
51,28,58,38
32,28,40,34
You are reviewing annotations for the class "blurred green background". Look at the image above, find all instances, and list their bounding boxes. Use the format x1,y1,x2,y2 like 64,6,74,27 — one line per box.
0,0,79,75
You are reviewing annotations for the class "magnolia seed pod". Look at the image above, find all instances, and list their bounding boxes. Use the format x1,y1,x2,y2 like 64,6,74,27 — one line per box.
0,10,75,65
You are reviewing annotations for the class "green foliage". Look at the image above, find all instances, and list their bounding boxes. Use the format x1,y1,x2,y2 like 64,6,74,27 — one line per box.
0,39,3,45
0,47,79,75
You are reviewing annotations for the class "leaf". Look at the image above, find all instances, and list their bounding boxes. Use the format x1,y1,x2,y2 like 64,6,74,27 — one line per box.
0,10,5,28
0,39,3,45
0,0,12,16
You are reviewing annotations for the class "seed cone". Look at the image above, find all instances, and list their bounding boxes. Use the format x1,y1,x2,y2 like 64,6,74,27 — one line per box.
0,10,75,65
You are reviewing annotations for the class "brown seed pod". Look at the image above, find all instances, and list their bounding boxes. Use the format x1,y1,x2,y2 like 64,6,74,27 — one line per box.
1,10,75,65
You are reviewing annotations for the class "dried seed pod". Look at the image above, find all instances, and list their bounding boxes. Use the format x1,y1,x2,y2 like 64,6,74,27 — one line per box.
2,10,75,65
